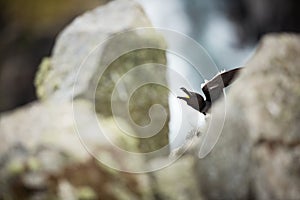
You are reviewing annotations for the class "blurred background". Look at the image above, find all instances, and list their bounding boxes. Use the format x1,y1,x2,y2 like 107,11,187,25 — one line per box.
0,0,108,112
0,1,300,199
0,0,299,113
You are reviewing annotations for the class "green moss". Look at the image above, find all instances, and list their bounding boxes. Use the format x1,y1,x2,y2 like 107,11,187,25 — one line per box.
34,57,63,100
7,160,25,175
34,57,52,100
95,32,169,153
27,157,41,171
77,186,97,200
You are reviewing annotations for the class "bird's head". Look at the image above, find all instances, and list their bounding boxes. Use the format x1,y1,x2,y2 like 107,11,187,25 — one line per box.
177,87,205,112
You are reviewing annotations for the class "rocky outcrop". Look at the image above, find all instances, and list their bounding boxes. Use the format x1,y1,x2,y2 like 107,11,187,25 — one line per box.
196,34,300,200
35,0,169,153
1,0,169,199
1,0,300,199
0,101,152,200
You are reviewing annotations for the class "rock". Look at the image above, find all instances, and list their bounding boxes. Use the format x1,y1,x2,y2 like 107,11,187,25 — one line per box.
0,100,153,200
0,101,89,161
152,156,204,200
35,0,169,153
195,34,300,200
1,1,169,199
58,180,77,200
0,0,109,112
36,0,153,101
4,0,300,198
244,34,300,200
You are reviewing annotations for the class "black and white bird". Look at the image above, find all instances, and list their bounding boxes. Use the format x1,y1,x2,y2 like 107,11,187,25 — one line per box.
177,67,242,115
168,68,242,156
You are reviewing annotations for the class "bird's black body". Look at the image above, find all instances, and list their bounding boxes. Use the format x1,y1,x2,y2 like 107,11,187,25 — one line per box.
177,67,242,115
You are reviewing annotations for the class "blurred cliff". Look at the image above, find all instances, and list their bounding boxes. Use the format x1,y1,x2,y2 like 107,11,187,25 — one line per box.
0,0,110,112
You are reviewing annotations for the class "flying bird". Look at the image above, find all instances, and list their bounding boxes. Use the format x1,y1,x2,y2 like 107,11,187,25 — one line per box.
177,67,242,115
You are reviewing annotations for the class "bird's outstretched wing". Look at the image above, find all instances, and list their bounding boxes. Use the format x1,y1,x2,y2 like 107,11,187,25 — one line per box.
201,67,242,102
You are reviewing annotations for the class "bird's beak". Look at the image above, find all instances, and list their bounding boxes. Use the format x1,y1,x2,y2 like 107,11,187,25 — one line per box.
180,87,192,97
177,96,189,101
177,87,191,101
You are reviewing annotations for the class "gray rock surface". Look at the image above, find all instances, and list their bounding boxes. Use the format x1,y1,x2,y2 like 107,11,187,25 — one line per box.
0,100,152,200
152,156,203,200
35,0,169,153
195,34,300,200
36,0,152,101
1,1,168,199
1,0,300,199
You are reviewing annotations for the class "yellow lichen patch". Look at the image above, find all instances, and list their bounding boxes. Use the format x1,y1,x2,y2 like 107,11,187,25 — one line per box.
34,57,52,99
7,159,25,175
77,186,97,200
